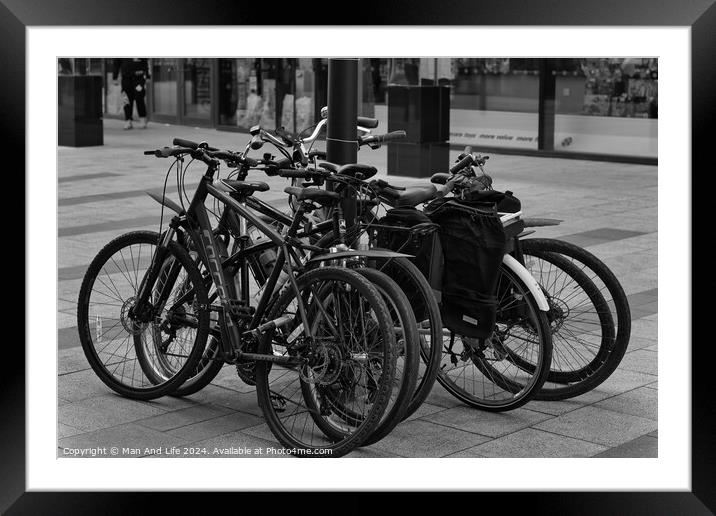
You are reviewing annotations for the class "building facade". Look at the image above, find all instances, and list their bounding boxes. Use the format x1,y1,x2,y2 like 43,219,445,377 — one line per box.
60,58,658,161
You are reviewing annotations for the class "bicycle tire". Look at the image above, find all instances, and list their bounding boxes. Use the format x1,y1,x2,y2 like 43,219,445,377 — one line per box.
519,238,631,400
77,231,209,400
436,261,553,412
353,268,419,446
504,250,615,395
166,231,234,397
312,232,443,420
255,266,397,457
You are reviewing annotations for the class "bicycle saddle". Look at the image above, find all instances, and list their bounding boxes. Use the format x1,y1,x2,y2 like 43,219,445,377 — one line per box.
221,180,270,195
318,162,377,179
284,186,341,206
393,185,438,207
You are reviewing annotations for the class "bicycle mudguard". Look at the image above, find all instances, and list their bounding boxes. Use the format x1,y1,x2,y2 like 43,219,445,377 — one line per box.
147,192,184,215
502,254,550,311
521,217,562,228
306,249,413,266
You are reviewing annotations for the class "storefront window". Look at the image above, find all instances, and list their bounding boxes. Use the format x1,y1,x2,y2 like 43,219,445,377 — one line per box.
151,58,179,116
554,58,657,157
294,58,316,133
184,58,212,119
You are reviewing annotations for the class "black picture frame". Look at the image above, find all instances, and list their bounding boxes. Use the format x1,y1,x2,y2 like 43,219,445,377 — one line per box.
6,0,709,513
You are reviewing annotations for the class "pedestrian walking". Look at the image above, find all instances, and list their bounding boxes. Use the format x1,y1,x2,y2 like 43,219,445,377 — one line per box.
112,58,151,130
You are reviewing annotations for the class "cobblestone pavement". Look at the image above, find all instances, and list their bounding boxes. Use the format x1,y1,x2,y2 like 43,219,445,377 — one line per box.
57,119,657,458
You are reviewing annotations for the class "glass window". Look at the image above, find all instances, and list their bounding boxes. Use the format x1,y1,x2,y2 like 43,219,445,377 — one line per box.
184,58,212,119
151,58,178,116
294,58,316,133
554,58,657,157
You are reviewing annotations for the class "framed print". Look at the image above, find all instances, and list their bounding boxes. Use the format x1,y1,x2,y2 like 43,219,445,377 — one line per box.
5,0,710,512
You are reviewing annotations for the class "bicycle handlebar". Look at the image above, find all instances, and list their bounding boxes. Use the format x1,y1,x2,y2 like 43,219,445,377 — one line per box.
359,130,407,148
171,137,220,152
449,153,475,174
277,168,329,179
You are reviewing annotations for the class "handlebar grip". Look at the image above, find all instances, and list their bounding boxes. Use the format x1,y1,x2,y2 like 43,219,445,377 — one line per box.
156,147,179,158
449,154,474,174
278,169,310,178
430,173,451,185
206,150,235,161
172,138,219,152
172,138,199,149
357,116,379,129
380,130,406,143
243,156,259,168
144,150,156,155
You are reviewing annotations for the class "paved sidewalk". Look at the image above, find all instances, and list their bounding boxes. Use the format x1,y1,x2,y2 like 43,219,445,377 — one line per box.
57,119,657,458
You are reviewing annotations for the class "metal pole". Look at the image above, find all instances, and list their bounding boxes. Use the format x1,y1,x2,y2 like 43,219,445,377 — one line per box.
326,58,359,227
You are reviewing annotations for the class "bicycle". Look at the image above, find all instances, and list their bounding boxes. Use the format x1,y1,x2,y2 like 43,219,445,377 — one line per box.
161,134,443,437
427,150,631,400
259,146,554,412
77,143,408,457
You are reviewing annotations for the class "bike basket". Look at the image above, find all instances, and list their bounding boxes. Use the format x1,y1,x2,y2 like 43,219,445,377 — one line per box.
424,198,507,339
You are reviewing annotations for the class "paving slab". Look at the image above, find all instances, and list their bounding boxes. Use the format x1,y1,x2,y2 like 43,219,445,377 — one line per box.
58,346,93,375
59,394,169,432
166,411,265,443
368,419,491,458
593,434,658,458
564,367,657,404
467,428,608,458
534,405,658,448
421,406,553,438
619,349,658,376
423,382,468,409
58,368,122,402
58,423,84,439
405,402,447,422
136,403,235,432
594,386,658,421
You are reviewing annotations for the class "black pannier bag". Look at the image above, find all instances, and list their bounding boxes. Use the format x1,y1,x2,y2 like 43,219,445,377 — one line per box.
374,207,443,322
424,198,507,339
462,188,521,214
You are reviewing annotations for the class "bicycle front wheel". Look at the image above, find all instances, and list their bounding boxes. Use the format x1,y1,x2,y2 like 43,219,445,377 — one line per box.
255,266,397,457
77,231,209,400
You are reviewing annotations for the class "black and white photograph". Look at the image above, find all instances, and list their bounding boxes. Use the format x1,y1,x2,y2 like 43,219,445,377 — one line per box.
8,7,705,510
56,56,659,461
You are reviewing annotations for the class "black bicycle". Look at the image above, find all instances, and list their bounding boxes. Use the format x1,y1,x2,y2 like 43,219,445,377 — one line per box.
250,141,553,412
159,133,443,440
77,143,410,457
428,151,631,401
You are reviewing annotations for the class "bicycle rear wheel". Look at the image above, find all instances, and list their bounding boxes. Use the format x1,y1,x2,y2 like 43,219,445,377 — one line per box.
519,238,631,400
77,231,209,400
436,262,552,411
255,266,397,457
313,231,443,421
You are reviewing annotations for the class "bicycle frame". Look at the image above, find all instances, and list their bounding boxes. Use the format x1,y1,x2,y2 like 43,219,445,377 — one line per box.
136,162,314,366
